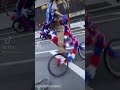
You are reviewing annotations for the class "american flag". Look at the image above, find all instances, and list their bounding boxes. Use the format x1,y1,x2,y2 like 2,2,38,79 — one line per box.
46,3,55,24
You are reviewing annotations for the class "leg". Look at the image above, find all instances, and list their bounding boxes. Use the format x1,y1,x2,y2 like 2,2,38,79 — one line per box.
57,30,66,53
19,16,33,30
50,31,58,46
86,47,103,84
54,22,66,54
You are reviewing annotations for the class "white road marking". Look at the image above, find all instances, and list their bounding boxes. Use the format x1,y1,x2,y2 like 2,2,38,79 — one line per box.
0,32,33,41
35,33,85,54
0,59,34,67
96,17,120,23
50,50,85,80
35,32,85,43
0,31,16,36
36,45,120,55
87,5,120,12
76,33,85,36
35,47,74,54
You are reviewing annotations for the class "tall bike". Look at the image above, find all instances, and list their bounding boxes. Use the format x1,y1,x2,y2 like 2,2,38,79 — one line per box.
48,40,85,77
47,0,85,77
47,18,85,77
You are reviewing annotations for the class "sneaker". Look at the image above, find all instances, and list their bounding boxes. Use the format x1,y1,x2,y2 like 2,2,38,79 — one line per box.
85,70,92,84
86,65,96,79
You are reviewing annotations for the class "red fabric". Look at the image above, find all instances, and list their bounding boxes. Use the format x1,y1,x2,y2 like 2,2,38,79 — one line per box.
64,32,69,36
64,59,68,63
71,41,74,45
91,54,100,67
87,36,93,45
67,17,70,22
52,37,58,46
11,15,16,21
72,49,77,54
57,59,61,64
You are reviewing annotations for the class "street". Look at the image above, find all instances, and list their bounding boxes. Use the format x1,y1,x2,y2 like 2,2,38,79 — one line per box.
35,30,85,90
0,29,34,90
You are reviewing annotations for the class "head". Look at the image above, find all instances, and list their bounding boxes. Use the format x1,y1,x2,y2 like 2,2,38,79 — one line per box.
85,14,91,25
89,22,98,35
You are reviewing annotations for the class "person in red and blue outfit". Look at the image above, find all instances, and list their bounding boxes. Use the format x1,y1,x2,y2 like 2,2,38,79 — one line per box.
16,0,34,18
85,14,115,89
41,0,80,63
16,0,34,30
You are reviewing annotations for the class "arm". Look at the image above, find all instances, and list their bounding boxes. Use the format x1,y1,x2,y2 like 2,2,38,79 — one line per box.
52,1,63,17
16,0,25,16
16,0,25,11
55,11,63,17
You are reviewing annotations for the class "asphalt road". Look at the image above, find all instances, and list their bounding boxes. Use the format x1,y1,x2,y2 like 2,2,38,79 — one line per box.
0,29,35,90
35,30,85,90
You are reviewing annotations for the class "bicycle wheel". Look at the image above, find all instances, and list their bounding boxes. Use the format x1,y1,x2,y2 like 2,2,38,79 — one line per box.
48,53,68,77
35,77,51,90
78,42,85,59
104,39,120,77
12,20,25,33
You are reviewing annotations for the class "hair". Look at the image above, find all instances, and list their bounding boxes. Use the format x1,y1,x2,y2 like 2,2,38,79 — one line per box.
50,0,58,2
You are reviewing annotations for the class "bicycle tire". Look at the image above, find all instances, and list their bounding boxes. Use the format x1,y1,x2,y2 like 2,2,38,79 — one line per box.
104,38,120,77
78,42,85,59
48,53,68,77
12,20,25,33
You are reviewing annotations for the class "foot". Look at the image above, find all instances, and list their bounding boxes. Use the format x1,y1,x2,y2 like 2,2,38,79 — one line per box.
86,65,96,79
85,70,92,84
